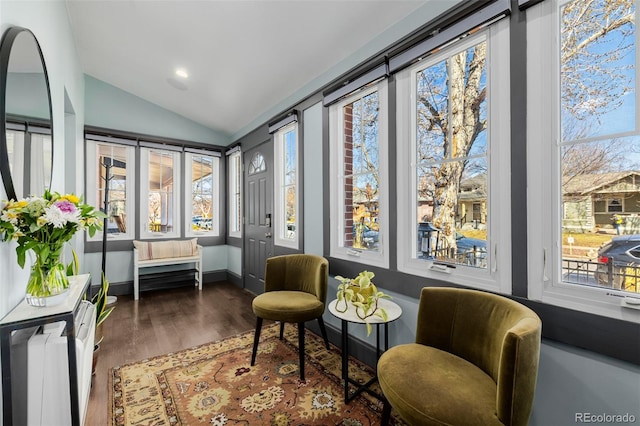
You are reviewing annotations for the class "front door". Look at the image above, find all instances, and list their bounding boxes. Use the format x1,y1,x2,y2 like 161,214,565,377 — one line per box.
243,141,273,295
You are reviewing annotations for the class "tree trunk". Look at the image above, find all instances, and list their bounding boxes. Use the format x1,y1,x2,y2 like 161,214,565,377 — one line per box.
432,44,486,251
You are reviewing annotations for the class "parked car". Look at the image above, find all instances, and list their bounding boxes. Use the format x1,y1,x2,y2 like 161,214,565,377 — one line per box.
353,223,379,249
454,232,487,266
595,234,640,289
455,232,486,254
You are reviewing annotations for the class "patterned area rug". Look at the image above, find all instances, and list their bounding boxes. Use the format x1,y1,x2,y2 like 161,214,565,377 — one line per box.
109,324,404,425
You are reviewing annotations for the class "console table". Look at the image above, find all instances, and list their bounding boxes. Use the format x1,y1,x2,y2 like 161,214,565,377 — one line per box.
328,298,402,403
0,274,91,426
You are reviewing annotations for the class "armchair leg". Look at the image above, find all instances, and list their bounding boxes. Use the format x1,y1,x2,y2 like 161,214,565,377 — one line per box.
317,316,330,350
298,322,305,381
381,399,392,425
251,317,263,366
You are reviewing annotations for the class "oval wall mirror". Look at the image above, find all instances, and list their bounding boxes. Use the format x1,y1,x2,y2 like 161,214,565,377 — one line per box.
0,26,53,201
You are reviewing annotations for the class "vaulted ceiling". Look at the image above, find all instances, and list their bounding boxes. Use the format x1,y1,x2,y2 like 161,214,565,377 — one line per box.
65,1,454,141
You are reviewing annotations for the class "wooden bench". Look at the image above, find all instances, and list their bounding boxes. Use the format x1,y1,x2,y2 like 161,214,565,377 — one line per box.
133,239,203,300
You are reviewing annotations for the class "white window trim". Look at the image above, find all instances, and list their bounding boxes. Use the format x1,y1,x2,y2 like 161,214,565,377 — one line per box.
274,122,299,249
396,22,511,294
139,147,181,239
329,82,390,269
228,150,242,238
184,152,220,237
85,140,136,241
527,1,640,322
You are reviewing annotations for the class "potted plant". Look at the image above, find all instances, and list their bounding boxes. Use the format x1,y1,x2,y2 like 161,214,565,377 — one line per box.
335,270,391,335
0,190,105,306
93,273,114,345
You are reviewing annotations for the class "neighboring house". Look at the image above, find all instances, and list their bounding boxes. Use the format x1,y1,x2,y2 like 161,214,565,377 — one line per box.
457,174,487,230
563,172,640,233
417,174,487,230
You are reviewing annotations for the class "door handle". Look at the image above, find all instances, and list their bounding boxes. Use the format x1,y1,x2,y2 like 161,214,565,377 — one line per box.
265,232,272,238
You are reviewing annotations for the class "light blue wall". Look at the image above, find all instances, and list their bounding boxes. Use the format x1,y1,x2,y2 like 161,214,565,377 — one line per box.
303,102,324,256
0,0,85,317
0,1,87,423
84,75,229,146
84,246,230,287
227,245,242,277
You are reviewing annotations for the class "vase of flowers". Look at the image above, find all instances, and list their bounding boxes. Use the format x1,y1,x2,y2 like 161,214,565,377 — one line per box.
335,270,391,335
0,190,105,306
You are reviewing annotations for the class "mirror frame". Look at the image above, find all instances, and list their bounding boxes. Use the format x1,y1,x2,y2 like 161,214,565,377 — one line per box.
0,26,54,201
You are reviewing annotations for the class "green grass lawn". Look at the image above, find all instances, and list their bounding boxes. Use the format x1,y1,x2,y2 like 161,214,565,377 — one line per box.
459,230,613,249
562,233,612,247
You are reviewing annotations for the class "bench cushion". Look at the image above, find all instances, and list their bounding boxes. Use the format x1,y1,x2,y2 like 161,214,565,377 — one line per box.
133,239,198,261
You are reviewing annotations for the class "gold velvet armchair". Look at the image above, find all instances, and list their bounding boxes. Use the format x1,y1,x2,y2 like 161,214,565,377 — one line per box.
378,287,542,426
250,254,330,381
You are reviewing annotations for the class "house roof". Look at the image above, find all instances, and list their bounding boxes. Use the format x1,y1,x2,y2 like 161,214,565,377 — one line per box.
562,171,640,195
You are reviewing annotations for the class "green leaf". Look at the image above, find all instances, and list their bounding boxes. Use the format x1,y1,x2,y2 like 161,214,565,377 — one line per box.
16,247,26,268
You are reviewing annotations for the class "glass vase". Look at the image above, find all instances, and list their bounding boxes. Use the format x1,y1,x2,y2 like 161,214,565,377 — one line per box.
25,257,69,307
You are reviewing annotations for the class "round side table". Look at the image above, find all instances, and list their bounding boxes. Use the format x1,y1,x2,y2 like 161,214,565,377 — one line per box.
328,298,402,403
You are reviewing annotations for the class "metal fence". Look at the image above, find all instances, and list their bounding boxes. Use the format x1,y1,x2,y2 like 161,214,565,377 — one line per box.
563,258,639,293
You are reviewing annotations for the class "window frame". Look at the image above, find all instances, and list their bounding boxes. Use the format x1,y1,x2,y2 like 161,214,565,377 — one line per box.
228,150,243,239
329,81,390,268
85,139,136,241
139,147,181,239
395,23,512,293
184,151,220,238
273,122,299,249
527,0,640,321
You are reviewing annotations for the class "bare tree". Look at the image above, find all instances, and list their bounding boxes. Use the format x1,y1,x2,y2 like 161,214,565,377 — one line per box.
415,0,635,251
561,0,634,128
417,42,487,247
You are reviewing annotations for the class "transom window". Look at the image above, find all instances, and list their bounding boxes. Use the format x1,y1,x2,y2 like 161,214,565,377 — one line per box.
248,152,266,175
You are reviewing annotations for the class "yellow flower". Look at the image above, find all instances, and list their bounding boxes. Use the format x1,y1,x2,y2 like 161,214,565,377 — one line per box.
37,217,47,227
15,200,28,208
61,194,80,204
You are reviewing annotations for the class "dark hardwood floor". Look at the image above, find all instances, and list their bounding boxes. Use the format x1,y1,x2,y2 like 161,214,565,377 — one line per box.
85,281,258,425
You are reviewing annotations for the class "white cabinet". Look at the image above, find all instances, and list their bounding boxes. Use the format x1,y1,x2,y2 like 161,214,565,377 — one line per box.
0,274,92,426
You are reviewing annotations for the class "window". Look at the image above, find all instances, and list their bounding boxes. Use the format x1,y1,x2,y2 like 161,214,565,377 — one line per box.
185,151,220,237
228,150,242,238
6,125,51,197
85,140,136,240
248,152,266,175
140,147,180,238
274,122,299,248
329,82,389,268
528,0,640,319
396,22,511,292
607,199,623,213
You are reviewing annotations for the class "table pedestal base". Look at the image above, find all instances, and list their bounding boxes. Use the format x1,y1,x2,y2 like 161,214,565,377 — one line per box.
340,320,388,403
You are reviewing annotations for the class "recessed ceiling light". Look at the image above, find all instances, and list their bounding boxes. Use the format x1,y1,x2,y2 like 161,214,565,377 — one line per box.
175,69,189,79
